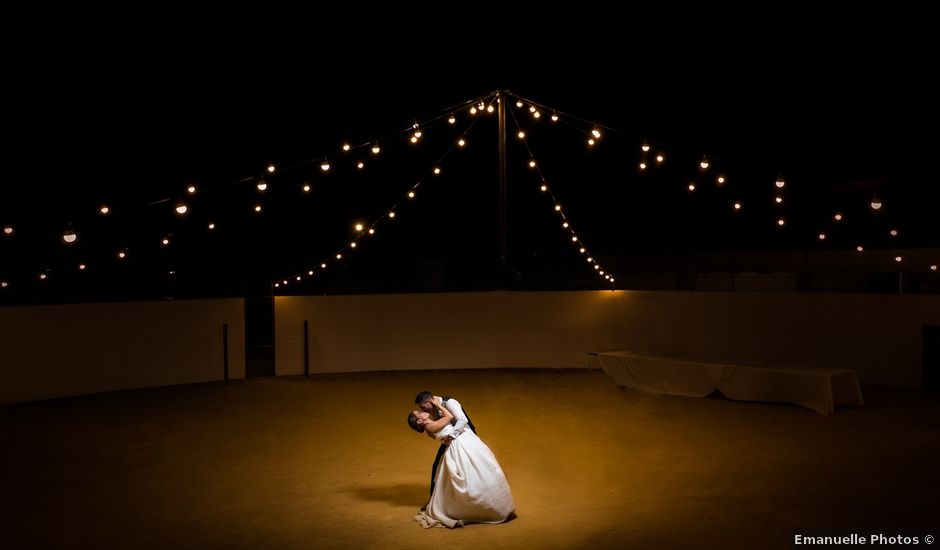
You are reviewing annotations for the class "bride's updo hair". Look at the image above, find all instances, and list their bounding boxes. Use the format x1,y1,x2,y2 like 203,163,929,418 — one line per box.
408,411,424,433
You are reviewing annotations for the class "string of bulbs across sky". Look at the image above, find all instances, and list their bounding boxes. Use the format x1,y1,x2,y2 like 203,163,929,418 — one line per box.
1,90,936,291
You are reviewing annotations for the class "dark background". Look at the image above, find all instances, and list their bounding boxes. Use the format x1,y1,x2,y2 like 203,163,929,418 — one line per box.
2,17,937,305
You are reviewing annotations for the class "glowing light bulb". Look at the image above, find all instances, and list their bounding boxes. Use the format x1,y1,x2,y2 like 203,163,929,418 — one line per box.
388,211,396,218
895,256,902,262
856,245,864,252
717,176,725,184
187,185,196,194
2,225,12,235
408,191,415,199
458,139,466,147
336,254,342,260
818,233,826,240
433,167,441,175
63,229,77,243
342,143,350,151
700,157,709,169
410,136,418,143
551,113,559,122
296,276,301,281
79,264,86,270
350,242,357,248
778,218,786,226
641,141,650,152
371,144,381,154
572,236,578,242
834,213,843,221
414,130,422,138
283,280,288,285
540,185,547,192
517,131,525,139
554,204,561,211
587,257,593,263
529,106,536,113
320,160,330,171
256,181,267,192
688,183,696,191
931,265,937,271
118,251,126,259
591,128,601,139
486,105,494,113
175,203,188,215
357,161,365,169
267,164,276,174
355,223,364,232
274,283,279,288
599,270,605,275
775,196,783,204
890,229,898,237
99,206,110,215
594,265,600,270
579,248,586,253
562,222,569,228
516,101,523,108
656,154,664,163
308,270,314,276
302,184,311,193
39,273,47,280
208,223,215,230
587,138,595,146
532,110,541,119
321,263,326,268
870,195,883,210
254,205,262,212
775,176,786,188
733,202,742,210
470,106,477,115
529,160,536,168
0,281,7,288
368,229,374,235
162,238,169,246
447,114,456,124
639,162,647,170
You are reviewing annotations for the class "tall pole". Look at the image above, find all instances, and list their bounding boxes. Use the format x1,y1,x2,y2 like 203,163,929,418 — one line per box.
498,90,508,268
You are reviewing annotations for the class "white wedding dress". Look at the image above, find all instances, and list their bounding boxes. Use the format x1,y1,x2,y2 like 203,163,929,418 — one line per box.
415,425,515,528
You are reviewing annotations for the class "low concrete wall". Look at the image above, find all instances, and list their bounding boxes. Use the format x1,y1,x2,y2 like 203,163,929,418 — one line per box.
0,298,245,404
275,290,939,388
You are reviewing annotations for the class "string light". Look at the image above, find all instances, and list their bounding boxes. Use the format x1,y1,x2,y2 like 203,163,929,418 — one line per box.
529,160,536,168
895,256,903,263
78,264,86,271
371,144,381,154
336,253,342,260
516,101,523,108
99,206,110,215
551,113,559,122
433,167,441,175
342,143,351,152
470,106,478,115
208,222,216,230
856,245,864,252
175,202,188,215
355,223,364,232
388,211,396,218
688,183,696,192
3,225,13,236
162,238,170,246
562,222,569,228
656,154,664,163
320,263,326,268
517,131,525,139
777,218,786,226
591,128,601,139
458,138,466,147
357,161,365,170
1,281,7,288
447,114,456,124
39,273,47,280
699,156,709,169
571,236,578,242
818,233,826,240
320,159,331,172
254,205,262,213
554,204,562,211
733,202,742,211
529,106,536,113
302,184,311,193
641,141,650,152
889,229,899,237
118,251,127,259
639,162,647,171
368,228,375,235
296,276,302,281
775,196,783,204
256,180,268,192
587,138,595,146
407,191,415,199
486,105,495,113
187,185,197,195
717,176,725,185
775,175,786,189
540,185,547,192
579,248,585,253
931,265,937,271
870,194,883,210
834,213,843,221
350,242,357,248
62,228,77,244
267,164,276,174
308,270,314,276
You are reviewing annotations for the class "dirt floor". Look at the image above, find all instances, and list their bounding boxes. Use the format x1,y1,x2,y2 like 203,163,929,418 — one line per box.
1,369,937,549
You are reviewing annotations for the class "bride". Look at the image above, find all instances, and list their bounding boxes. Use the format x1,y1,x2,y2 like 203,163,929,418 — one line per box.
408,400,515,528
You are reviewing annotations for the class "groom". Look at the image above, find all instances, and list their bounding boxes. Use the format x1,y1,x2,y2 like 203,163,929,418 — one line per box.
415,390,476,498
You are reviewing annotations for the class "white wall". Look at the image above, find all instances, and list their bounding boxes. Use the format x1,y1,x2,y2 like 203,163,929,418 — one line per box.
275,291,940,388
0,298,245,404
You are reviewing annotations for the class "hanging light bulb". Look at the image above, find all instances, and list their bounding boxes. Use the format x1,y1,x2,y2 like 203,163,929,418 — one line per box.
688,183,696,191
551,113,559,122
161,238,170,246
388,211,396,219
777,218,786,226
895,255,903,263
641,141,650,152
517,131,525,139
99,206,110,215
368,228,375,235
342,142,351,152
78,264,86,271
587,138,595,146
587,257,593,263
118,250,127,259
407,191,415,199
931,265,937,271
516,101,523,108
775,175,786,188
267,164,276,174
594,265,600,270
639,162,647,171
256,180,268,192
889,229,899,237
274,283,280,288
254,205,262,213
410,136,418,143
532,108,542,118
302,184,311,193
62,227,77,244
357,161,365,170
834,213,843,221
320,159,331,172
486,104,495,113
699,156,709,169
414,130,422,138
336,253,342,260
554,204,562,211
529,106,536,113
599,270,605,275
591,128,601,139
350,242,357,248
321,263,327,268
371,143,381,154
39,273,48,280
208,222,216,230
458,138,466,147
529,160,536,168
733,202,742,211
775,196,783,204
1,281,7,288
295,276,302,281
448,114,456,124
562,221,569,228
717,176,725,184
870,194,883,210
469,106,478,115
187,185,197,195
656,154,664,163
354,223,364,232
818,233,826,240
540,185,547,192
571,236,578,242
579,248,585,253
3,225,13,236
856,245,864,252
433,167,441,175
175,202,188,215
308,270,314,276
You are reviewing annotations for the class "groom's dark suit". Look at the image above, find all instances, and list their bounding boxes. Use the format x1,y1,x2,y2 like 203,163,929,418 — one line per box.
429,396,476,497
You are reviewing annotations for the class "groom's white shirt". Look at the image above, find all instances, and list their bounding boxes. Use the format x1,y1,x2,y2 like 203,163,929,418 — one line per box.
436,396,469,436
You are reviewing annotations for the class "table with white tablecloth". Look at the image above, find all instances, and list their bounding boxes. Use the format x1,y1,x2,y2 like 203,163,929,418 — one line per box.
597,350,864,415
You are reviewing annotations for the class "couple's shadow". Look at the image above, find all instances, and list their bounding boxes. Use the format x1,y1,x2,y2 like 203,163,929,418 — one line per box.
352,483,426,507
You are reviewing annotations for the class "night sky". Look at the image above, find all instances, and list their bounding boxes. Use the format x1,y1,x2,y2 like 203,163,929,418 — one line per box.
2,23,937,303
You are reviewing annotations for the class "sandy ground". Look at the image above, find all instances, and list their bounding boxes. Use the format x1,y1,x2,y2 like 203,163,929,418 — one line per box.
1,369,937,549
